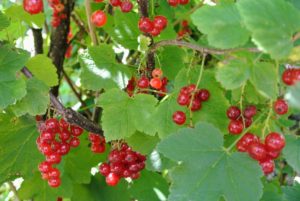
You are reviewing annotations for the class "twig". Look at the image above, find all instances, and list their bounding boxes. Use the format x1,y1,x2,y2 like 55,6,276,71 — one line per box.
292,32,300,42
21,67,104,136
150,39,260,54
8,181,20,201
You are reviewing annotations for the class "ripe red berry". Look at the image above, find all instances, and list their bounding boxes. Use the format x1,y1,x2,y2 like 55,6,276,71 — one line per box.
172,111,186,125
120,1,133,13
131,172,140,180
23,0,43,14
228,120,244,135
91,143,106,153
38,161,52,173
69,137,80,147
150,28,161,37
177,93,190,106
153,16,168,30
91,10,107,27
190,98,202,111
243,105,257,118
138,17,154,33
99,163,111,176
152,68,163,78
282,69,295,85
137,77,150,88
51,16,61,27
226,106,241,120
259,159,275,175
48,177,61,188
58,142,70,155
244,117,253,128
48,168,60,178
59,118,69,130
110,0,121,6
187,84,196,94
265,132,285,152
274,99,288,115
106,173,120,186
236,133,259,152
46,153,62,164
197,89,210,101
150,78,163,89
267,150,280,159
182,20,188,27
168,0,178,7
59,129,71,141
247,142,267,162
41,130,55,141
45,118,60,133
40,143,53,155
70,125,84,136
179,0,189,5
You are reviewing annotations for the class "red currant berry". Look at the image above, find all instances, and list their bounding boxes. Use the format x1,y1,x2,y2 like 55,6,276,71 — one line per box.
48,168,60,178
91,10,107,27
247,142,267,162
182,20,188,27
110,0,121,6
51,16,61,27
46,153,62,164
48,177,61,188
122,169,132,178
137,76,150,88
70,125,84,136
197,89,210,101
120,1,133,13
244,117,252,128
168,0,178,7
190,98,202,111
282,69,295,85
23,0,43,14
59,129,71,141
41,131,55,142
226,106,241,120
267,150,280,159
124,152,137,163
130,172,140,180
161,77,168,86
274,99,288,115
129,164,140,172
177,93,190,106
236,133,259,152
58,142,70,155
99,163,111,176
150,28,161,37
153,16,168,30
138,17,154,33
59,118,69,130
106,173,120,186
91,143,106,153
69,137,80,147
259,159,275,175
265,132,285,152
187,84,196,94
110,163,125,175
243,105,257,118
45,118,60,133
179,0,189,5
40,143,53,155
228,120,244,135
38,161,52,173
172,111,186,125
152,68,163,78
150,78,163,89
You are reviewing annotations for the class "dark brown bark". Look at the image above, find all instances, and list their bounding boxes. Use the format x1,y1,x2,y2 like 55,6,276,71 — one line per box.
31,28,43,54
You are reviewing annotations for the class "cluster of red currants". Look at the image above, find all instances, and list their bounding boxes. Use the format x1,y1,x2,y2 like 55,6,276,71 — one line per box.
274,99,289,115
91,10,107,28
138,16,168,37
226,105,257,135
167,0,189,7
88,133,106,153
173,84,210,125
282,67,300,86
23,0,43,15
48,0,66,27
177,20,192,37
236,132,285,174
37,118,83,187
109,0,134,13
99,143,146,186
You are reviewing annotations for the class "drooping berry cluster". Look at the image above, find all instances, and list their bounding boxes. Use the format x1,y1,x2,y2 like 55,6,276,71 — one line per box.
23,0,43,15
88,133,106,153
177,20,191,37
138,16,168,37
173,84,210,125
99,143,146,186
226,105,257,135
109,0,133,13
282,68,300,86
274,99,289,115
91,10,107,27
168,0,189,7
236,132,285,174
37,118,83,187
48,0,66,27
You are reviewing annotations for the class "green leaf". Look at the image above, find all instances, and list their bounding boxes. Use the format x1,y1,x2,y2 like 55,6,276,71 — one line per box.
237,0,300,59
0,11,10,31
283,184,300,201
157,123,263,201
285,82,300,109
175,69,230,133
250,62,278,100
103,10,140,49
0,46,28,108
191,3,250,48
26,55,58,87
71,184,96,201
129,170,169,201
282,135,300,173
98,89,158,141
18,173,73,201
0,113,43,184
126,132,160,155
216,60,251,90
261,181,285,201
12,78,49,116
158,46,186,80
64,136,109,184
79,45,131,91
5,5,45,28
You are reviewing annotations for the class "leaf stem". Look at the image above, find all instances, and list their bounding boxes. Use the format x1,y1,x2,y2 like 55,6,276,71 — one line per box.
262,101,273,139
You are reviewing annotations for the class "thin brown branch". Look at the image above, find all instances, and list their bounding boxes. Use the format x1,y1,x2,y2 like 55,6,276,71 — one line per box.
84,0,98,45
150,39,260,55
21,67,104,136
8,181,20,201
